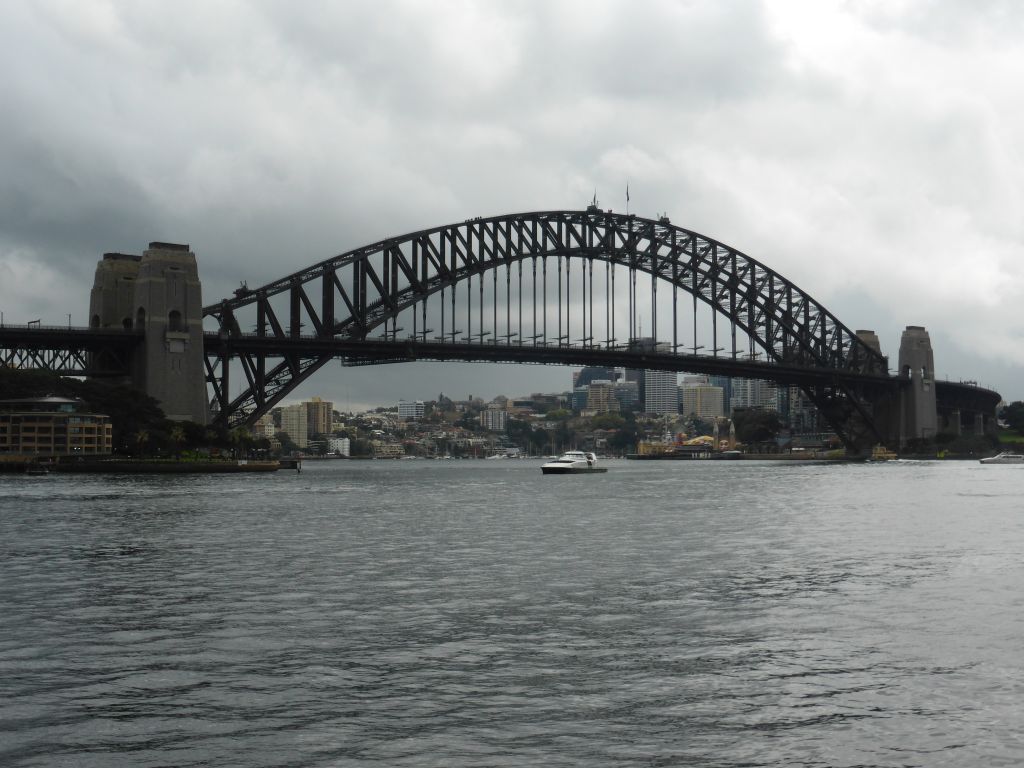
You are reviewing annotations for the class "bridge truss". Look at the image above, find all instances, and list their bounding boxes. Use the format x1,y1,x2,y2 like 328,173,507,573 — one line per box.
0,325,138,377
204,209,899,448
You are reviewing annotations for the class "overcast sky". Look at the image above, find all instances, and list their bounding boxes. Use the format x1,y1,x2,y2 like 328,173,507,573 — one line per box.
2,0,1023,408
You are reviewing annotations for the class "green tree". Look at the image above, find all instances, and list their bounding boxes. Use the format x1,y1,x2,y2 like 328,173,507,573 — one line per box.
1000,401,1024,435
169,425,186,456
733,408,782,444
133,429,149,457
275,431,301,454
591,413,626,430
349,437,374,457
607,425,640,455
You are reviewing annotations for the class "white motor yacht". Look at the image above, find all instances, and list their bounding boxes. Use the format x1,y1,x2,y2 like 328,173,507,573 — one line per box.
541,450,606,474
979,452,1024,465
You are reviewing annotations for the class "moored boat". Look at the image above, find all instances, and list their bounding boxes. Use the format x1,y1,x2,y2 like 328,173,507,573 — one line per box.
541,450,606,474
869,445,898,462
979,452,1024,465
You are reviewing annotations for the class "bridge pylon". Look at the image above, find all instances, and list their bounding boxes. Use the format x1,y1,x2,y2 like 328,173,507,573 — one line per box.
897,325,938,445
88,243,209,424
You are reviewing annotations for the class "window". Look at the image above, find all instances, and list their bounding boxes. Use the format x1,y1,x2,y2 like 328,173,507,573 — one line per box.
168,310,184,332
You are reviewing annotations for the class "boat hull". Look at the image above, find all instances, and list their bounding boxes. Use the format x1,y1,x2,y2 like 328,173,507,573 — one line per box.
541,466,607,474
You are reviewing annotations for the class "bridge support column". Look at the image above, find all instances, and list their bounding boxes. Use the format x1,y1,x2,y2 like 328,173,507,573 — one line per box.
88,243,209,424
897,325,937,447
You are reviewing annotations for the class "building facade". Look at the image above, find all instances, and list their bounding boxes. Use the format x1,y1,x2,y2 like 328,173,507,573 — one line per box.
730,378,779,413
398,400,425,421
251,414,277,440
0,397,113,456
305,397,333,438
479,408,508,431
586,380,620,413
644,368,679,414
680,382,725,419
614,381,640,410
327,437,351,456
279,403,309,448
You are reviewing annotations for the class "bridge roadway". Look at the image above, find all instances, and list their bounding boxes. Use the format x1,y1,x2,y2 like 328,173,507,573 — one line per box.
204,332,897,389
0,323,998,414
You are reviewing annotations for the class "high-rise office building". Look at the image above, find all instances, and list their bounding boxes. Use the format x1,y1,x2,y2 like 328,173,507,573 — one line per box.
644,369,679,414
614,381,640,410
570,387,589,412
573,367,618,388
709,375,732,413
680,381,725,419
627,338,678,414
785,386,819,432
730,378,779,413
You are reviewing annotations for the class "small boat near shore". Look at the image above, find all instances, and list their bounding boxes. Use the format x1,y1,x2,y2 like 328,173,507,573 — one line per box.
541,451,606,474
979,452,1024,465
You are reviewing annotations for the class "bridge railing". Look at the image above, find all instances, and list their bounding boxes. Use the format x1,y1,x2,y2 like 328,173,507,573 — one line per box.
0,324,141,334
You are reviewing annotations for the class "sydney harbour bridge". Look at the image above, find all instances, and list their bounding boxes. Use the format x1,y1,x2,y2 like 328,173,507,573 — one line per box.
0,207,1001,452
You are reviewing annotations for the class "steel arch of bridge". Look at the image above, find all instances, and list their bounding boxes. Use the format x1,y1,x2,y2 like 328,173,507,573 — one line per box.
204,209,894,445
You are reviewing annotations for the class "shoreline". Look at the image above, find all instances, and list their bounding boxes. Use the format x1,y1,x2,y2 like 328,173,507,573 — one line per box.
1,458,283,474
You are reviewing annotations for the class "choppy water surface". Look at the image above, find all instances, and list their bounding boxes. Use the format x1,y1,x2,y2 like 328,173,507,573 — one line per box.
2,459,1023,767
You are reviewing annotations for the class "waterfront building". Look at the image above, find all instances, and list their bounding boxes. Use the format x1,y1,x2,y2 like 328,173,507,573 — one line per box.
279,403,308,448
372,441,405,458
327,437,351,456
0,397,113,456
398,400,425,421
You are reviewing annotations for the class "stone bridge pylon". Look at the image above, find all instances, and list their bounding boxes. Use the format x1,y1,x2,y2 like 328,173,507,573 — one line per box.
88,242,209,424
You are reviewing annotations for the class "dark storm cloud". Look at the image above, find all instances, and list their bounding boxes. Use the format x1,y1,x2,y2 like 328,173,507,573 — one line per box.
1,0,1022,402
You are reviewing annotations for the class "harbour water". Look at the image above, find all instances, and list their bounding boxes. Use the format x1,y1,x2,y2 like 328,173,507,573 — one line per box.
2,459,1023,767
